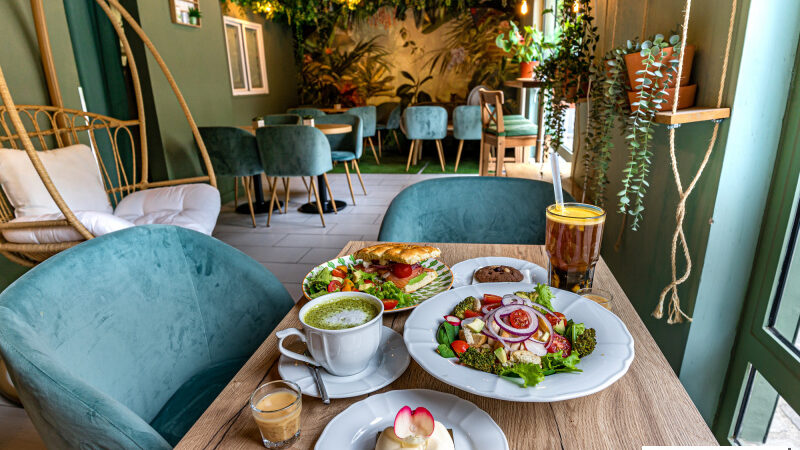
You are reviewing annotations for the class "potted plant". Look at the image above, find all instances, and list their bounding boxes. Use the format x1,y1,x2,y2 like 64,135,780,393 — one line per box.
495,21,548,79
188,7,201,25
302,115,315,127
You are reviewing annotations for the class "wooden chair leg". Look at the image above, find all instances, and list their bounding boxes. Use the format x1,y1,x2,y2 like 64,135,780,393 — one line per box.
377,130,382,156
309,178,325,227
234,176,240,208
243,177,256,228
301,176,311,203
368,137,380,164
496,139,506,177
280,178,290,214
343,161,356,204
435,140,446,172
322,173,337,214
393,130,401,150
405,140,416,172
414,140,422,165
481,140,491,176
267,180,279,227
266,175,274,194
352,159,367,195
454,140,464,172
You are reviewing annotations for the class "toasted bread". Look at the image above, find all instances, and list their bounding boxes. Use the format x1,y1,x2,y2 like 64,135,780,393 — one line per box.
404,269,437,293
355,243,441,265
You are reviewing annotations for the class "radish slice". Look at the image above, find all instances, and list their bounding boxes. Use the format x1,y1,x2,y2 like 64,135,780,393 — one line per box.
524,339,548,356
443,315,461,326
394,406,435,444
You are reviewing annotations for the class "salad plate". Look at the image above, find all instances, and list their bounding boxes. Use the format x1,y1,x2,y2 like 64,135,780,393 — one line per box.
450,256,548,288
315,389,508,450
403,282,635,402
278,326,409,398
302,255,453,313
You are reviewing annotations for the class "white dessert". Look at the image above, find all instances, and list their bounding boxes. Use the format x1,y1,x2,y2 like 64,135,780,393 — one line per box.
375,420,454,450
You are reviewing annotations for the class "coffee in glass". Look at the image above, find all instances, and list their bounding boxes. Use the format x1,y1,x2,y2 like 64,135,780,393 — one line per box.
545,203,606,292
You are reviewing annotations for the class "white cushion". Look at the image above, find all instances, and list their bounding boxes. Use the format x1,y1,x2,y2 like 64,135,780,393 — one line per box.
1,211,134,244
114,184,220,235
0,144,112,217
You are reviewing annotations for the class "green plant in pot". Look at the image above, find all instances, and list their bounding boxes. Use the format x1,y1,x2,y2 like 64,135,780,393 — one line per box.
188,7,201,25
495,21,548,79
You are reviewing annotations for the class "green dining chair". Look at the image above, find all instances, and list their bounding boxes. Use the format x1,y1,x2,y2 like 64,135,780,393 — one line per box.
402,106,448,172
378,177,575,244
314,114,366,205
452,105,482,172
0,225,294,449
199,127,262,227
263,113,302,125
376,102,401,154
286,107,326,118
261,114,308,214
347,105,380,165
256,125,336,227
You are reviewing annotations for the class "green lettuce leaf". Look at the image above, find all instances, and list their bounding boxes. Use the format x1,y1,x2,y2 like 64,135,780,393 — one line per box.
499,363,545,387
540,351,582,375
533,283,555,310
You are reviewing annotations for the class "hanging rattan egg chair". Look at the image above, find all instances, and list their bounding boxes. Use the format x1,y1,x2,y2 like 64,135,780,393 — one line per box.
0,0,218,267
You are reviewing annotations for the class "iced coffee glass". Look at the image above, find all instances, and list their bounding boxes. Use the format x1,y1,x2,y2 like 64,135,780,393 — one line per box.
545,203,606,292
250,380,302,448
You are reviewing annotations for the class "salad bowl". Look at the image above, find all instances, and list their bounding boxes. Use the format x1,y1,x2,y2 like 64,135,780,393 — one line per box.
403,282,635,402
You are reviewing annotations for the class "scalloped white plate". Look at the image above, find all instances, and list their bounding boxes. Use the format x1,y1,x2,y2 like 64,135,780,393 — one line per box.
315,389,508,450
403,282,635,402
450,256,548,288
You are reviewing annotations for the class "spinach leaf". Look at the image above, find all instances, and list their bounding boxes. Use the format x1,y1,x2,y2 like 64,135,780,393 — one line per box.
436,343,456,358
436,322,460,346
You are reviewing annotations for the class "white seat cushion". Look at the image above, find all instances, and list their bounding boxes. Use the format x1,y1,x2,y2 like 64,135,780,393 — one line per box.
113,184,220,235
1,211,134,244
0,144,112,216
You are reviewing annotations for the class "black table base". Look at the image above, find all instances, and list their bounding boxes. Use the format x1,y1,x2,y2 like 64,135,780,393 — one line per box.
298,174,348,215
234,174,282,215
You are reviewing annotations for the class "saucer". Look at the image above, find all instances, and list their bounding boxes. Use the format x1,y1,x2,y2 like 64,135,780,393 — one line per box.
277,326,409,399
450,256,548,288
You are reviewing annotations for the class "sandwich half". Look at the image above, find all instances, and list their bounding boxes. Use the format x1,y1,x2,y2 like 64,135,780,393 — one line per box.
355,243,440,293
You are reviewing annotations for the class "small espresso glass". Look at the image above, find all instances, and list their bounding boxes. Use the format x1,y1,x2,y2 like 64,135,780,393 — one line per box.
250,380,302,448
577,287,614,311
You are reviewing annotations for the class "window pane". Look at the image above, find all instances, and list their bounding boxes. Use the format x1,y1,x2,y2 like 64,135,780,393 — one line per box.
225,23,246,90
736,369,800,446
244,27,264,89
769,195,800,352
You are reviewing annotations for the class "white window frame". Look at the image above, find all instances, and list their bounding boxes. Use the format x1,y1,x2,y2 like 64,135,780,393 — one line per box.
222,16,269,96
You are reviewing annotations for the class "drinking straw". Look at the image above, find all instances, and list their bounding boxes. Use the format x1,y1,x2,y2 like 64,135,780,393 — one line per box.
550,149,564,211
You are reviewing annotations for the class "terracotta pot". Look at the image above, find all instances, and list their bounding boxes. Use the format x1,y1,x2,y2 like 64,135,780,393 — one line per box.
627,84,697,112
624,44,695,89
519,61,538,79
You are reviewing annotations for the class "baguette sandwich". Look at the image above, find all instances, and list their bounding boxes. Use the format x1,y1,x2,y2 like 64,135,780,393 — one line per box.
354,243,441,293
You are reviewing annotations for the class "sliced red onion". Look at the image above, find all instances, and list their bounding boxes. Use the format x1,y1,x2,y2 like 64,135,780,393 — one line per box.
444,315,460,326
492,305,539,335
525,307,554,345
481,304,494,315
482,309,534,343
524,339,548,356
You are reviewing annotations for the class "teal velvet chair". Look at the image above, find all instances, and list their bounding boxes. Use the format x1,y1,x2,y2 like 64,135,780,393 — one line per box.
378,177,575,244
452,105,482,172
199,126,262,227
314,114,366,205
347,106,380,165
256,125,336,226
376,102,401,154
263,113,301,125
261,114,306,214
402,106,448,172
0,225,293,449
286,107,326,118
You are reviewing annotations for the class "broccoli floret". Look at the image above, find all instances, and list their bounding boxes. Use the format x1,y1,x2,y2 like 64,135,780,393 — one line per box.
573,328,596,357
459,347,503,374
452,296,480,319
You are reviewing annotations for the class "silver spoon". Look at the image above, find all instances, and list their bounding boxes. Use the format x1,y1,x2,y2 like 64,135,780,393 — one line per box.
304,350,329,404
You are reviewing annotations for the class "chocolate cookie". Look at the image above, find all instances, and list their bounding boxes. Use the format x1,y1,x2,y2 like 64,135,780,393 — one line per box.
474,265,524,283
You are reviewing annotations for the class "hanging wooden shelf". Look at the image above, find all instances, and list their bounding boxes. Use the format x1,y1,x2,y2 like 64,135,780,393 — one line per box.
654,107,730,125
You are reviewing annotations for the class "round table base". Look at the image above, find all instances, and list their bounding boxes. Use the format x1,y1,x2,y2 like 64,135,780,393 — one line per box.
235,200,283,215
298,200,347,214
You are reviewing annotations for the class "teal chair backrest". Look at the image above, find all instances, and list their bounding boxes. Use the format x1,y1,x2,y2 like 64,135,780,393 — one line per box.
287,107,326,118
403,106,448,140
453,105,482,141
378,177,576,244
347,106,376,137
386,105,402,129
256,125,333,177
264,114,301,125
199,127,262,177
315,114,363,159
376,102,400,128
0,225,293,449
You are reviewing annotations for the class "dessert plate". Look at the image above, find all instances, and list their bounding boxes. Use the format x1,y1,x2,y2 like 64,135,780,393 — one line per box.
278,326,409,398
450,256,547,288
315,389,508,450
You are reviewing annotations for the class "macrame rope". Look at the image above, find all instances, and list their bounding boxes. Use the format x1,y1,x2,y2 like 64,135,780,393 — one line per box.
654,0,738,323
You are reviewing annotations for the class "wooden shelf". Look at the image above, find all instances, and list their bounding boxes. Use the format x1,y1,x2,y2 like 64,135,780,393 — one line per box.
654,107,730,125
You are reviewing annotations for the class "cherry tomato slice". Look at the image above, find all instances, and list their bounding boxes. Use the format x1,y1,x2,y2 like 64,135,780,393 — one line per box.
484,303,502,312
331,268,346,278
341,279,355,292
546,311,566,328
483,294,503,304
546,333,572,358
509,309,531,329
382,300,398,310
327,280,342,292
463,309,481,318
451,340,469,355
391,263,413,278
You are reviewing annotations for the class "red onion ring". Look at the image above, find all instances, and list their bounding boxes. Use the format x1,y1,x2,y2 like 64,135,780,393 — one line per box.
492,305,539,335
482,308,535,343
524,339,548,356
525,307,554,345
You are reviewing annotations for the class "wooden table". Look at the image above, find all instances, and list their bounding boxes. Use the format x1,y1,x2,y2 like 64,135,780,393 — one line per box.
177,242,717,450
505,78,548,163
317,107,350,114
238,123,351,136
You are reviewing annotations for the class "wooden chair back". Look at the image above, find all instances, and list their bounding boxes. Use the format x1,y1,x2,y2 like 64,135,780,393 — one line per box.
479,89,505,134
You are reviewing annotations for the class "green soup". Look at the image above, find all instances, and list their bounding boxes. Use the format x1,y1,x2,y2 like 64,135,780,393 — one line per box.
303,297,379,330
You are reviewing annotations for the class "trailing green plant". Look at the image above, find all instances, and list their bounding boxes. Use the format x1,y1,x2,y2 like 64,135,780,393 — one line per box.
617,34,681,230
395,70,433,106
495,20,547,64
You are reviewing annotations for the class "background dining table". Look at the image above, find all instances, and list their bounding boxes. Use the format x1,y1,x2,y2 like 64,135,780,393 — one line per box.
176,241,717,449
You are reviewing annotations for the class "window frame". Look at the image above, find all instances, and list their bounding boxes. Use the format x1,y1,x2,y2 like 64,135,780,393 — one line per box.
222,16,268,96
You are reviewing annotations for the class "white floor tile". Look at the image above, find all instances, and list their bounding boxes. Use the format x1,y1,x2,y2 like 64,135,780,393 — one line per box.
235,246,310,263
298,247,344,264
275,234,364,249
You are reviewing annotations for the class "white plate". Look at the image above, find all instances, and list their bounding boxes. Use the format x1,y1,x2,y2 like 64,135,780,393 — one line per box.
403,282,635,402
315,389,508,450
278,326,409,399
450,256,548,288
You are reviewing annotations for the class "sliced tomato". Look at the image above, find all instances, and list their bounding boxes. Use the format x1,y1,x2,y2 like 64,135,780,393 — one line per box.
331,268,346,278
484,303,502,312
546,311,566,327
327,280,342,292
391,263,413,278
546,333,572,358
335,265,349,273
483,294,503,304
451,340,469,355
463,309,481,318
382,299,398,310
509,309,531,329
